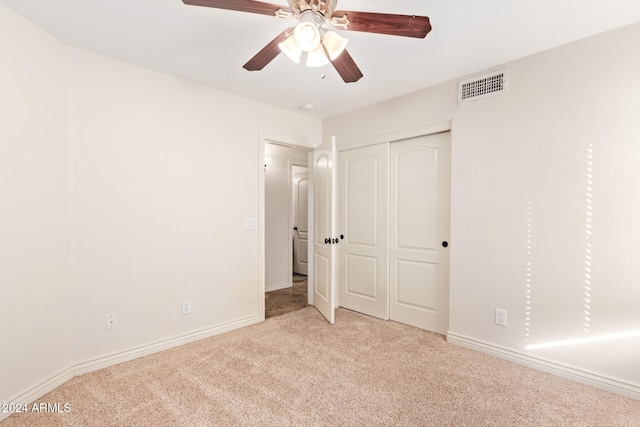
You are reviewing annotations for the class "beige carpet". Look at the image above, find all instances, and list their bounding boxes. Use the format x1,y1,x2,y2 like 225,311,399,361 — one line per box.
3,307,640,426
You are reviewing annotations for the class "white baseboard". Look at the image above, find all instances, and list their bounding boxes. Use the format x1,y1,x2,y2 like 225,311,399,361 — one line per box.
75,315,260,375
1,314,260,423
447,332,640,401
1,367,74,422
265,281,291,293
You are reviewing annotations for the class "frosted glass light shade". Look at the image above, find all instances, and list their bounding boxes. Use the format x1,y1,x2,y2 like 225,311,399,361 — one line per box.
322,30,348,60
293,22,321,52
279,24,348,68
306,46,329,68
279,35,302,64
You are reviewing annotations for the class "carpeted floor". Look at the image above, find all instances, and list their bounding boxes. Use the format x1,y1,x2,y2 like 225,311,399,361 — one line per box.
2,307,639,426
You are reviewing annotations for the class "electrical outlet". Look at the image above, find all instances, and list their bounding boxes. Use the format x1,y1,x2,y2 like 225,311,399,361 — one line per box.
495,309,507,326
105,313,118,330
182,299,192,315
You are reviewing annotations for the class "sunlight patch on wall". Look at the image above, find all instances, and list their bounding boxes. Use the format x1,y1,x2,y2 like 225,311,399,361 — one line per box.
525,196,533,342
525,329,640,350
584,144,594,334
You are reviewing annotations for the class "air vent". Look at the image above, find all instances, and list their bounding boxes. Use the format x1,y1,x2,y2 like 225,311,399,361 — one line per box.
458,69,508,103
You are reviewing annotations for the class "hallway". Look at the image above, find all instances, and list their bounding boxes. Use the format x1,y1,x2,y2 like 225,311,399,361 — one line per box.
265,274,308,318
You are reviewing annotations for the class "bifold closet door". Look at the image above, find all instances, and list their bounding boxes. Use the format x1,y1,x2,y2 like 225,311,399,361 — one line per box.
338,143,389,319
389,132,451,334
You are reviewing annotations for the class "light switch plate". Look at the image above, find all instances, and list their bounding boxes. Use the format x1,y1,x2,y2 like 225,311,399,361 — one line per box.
243,217,258,230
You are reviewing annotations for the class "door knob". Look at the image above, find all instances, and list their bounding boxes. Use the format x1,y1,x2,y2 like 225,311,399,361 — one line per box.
325,238,330,244
442,241,448,248
294,227,298,231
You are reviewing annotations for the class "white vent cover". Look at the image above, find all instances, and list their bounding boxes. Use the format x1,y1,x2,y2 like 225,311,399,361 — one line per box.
458,69,508,103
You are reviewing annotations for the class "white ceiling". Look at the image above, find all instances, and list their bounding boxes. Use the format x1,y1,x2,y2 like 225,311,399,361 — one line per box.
3,0,640,119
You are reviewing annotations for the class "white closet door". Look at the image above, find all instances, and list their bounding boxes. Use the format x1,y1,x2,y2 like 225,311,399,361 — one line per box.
338,143,389,319
390,132,451,333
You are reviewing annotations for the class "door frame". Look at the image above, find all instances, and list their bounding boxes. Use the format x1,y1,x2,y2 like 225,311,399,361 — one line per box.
259,136,313,320
338,121,451,152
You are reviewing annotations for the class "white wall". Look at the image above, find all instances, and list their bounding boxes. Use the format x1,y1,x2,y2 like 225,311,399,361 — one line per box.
0,3,73,406
449,23,640,388
3,0,639,407
264,144,309,290
324,23,640,396
0,3,321,409
68,49,321,365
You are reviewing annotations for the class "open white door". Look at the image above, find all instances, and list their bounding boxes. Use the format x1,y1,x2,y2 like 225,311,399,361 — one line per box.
292,169,309,275
312,137,337,324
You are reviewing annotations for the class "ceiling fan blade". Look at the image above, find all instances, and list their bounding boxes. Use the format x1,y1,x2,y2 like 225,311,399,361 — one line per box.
243,28,293,71
331,11,431,38
182,0,290,17
325,48,363,83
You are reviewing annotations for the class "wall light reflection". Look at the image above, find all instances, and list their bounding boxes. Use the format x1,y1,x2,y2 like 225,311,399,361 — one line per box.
525,329,640,350
583,143,594,333
525,196,533,342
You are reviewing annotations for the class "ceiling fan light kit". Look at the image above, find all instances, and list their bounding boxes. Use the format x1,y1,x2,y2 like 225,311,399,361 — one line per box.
305,45,329,68
278,30,302,64
181,0,432,83
293,20,321,52
322,30,348,61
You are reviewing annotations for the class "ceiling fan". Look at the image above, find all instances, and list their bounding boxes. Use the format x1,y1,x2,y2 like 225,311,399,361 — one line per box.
181,0,431,83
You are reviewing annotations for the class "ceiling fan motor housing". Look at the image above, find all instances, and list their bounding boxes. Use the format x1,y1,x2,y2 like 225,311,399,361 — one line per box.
288,0,337,18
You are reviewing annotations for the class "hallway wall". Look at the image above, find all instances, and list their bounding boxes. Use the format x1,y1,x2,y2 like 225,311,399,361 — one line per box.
264,144,309,291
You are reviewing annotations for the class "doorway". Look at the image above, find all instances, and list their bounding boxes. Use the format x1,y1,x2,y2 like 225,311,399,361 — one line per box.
264,142,311,318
